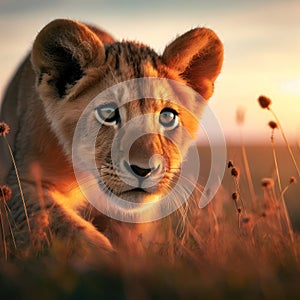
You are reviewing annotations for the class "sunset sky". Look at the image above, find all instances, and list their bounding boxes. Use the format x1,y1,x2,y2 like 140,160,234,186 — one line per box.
0,0,299,144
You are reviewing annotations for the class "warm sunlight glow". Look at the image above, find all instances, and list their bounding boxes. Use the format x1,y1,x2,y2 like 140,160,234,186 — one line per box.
50,187,85,209
280,78,300,95
1,0,299,145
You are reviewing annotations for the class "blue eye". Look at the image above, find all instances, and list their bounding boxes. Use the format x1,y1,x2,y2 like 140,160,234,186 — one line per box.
159,108,179,130
95,103,120,126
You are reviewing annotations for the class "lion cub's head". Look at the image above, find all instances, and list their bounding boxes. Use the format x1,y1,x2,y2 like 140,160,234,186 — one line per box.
31,19,223,215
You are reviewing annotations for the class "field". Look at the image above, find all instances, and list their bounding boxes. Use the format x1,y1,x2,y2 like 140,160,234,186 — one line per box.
224,144,300,230
0,1,299,298
1,138,300,299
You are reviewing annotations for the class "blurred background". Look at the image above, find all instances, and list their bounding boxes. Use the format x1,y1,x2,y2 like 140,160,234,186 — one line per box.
0,0,299,144
1,4,300,295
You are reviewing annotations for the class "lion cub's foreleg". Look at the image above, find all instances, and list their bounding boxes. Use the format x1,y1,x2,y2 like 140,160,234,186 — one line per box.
8,183,114,261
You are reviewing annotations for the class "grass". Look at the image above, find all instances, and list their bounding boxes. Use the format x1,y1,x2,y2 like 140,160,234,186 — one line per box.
1,96,300,299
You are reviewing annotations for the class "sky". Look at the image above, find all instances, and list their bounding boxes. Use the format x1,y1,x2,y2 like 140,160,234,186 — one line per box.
0,0,299,144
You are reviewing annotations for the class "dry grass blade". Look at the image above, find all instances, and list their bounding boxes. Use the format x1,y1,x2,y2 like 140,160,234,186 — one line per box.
269,108,300,177
236,107,256,209
258,96,300,177
0,206,7,260
270,126,282,191
2,135,31,232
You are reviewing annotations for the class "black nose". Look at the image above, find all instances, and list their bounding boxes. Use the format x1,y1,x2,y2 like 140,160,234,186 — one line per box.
130,164,152,178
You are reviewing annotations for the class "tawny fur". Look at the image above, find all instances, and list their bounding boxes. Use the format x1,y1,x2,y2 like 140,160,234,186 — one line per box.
0,19,223,260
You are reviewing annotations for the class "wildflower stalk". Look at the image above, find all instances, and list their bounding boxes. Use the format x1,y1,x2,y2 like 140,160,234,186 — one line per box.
3,204,17,250
236,107,256,209
237,210,241,229
0,186,17,254
258,96,300,177
0,208,7,260
232,192,241,228
240,137,256,209
229,163,246,229
270,127,282,192
2,135,31,232
269,108,300,177
261,178,283,233
232,168,246,214
280,193,295,243
280,178,298,260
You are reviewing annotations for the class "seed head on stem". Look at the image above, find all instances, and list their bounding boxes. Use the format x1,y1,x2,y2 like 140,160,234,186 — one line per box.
261,178,275,188
268,121,278,130
258,95,272,109
231,167,239,178
0,122,10,136
0,185,12,202
0,121,31,232
258,95,300,177
228,161,234,168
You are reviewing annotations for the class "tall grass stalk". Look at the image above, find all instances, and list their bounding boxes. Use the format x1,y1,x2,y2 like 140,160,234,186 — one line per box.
0,185,16,259
280,179,298,260
258,96,300,177
270,127,282,192
236,107,257,209
3,202,17,250
240,137,256,209
269,108,300,177
231,167,246,215
261,178,282,232
3,136,31,232
0,205,7,260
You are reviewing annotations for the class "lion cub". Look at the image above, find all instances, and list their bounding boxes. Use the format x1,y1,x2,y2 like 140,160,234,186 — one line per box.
0,19,223,260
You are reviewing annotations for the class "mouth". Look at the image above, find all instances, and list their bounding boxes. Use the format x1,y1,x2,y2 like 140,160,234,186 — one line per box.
98,179,161,204
121,187,149,197
126,187,148,193
118,187,159,204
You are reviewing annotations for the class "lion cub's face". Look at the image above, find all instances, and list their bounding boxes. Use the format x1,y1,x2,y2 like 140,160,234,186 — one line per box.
92,93,198,204
31,19,223,206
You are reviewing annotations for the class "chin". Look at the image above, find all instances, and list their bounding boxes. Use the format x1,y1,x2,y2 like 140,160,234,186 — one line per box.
118,189,162,204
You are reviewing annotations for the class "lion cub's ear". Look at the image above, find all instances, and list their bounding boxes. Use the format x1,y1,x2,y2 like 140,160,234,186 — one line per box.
31,19,106,99
162,28,223,100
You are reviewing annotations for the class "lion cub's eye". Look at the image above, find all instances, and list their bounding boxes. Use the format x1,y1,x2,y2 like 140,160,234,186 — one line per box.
95,103,120,126
159,108,179,130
